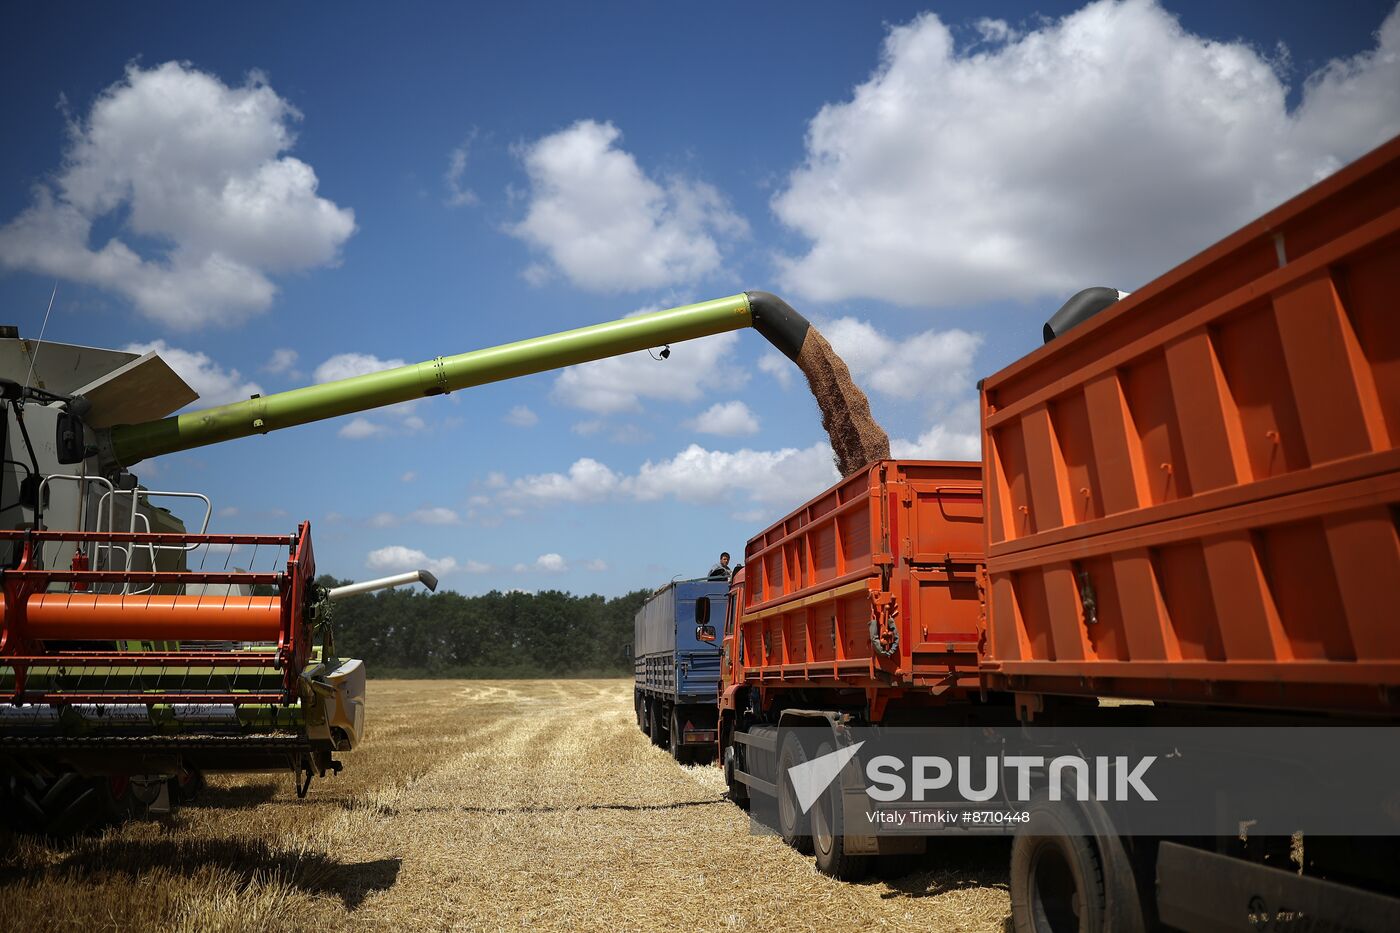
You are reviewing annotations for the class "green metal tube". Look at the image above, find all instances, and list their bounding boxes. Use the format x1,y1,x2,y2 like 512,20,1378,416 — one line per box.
104,293,757,466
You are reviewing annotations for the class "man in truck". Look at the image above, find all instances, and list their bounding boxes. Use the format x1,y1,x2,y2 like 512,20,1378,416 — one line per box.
708,552,732,581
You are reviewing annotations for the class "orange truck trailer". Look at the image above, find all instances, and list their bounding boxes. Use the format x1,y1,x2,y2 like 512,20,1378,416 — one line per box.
717,135,1400,930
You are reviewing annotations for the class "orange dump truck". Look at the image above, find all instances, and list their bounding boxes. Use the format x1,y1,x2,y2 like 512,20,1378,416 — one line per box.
718,135,1400,928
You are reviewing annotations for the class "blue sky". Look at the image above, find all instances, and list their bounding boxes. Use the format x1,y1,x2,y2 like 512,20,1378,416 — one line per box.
3,1,1398,595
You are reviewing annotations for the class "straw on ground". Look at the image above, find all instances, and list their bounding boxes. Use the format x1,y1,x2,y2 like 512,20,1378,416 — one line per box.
0,679,1010,932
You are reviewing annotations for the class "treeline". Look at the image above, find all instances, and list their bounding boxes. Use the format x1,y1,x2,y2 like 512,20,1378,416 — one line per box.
320,575,651,678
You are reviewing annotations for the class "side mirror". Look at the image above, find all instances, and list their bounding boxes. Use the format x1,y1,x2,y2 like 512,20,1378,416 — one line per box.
55,410,88,465
695,596,716,642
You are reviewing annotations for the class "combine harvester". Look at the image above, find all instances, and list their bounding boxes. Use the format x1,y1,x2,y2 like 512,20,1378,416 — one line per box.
1,291,865,833
714,136,1400,928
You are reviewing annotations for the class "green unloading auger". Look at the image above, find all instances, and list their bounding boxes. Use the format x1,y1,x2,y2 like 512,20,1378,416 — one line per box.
98,291,811,468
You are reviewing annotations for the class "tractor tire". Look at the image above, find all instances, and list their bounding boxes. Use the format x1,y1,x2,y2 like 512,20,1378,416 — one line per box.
809,739,869,881
1,765,131,837
777,730,814,854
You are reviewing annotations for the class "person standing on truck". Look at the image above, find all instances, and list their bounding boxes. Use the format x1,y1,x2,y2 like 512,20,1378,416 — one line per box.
708,552,732,581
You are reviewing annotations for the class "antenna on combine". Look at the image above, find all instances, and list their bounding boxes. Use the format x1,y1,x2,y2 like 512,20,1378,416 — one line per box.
22,282,57,391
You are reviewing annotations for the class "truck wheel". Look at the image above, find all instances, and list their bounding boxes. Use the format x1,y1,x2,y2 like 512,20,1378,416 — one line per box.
669,707,689,763
635,692,645,730
649,699,666,748
777,731,814,854
724,744,750,810
809,738,869,880
1010,800,1106,933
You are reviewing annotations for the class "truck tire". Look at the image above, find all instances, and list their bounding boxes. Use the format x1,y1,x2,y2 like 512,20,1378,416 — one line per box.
669,706,689,764
649,699,666,748
635,692,645,731
723,743,750,810
809,738,869,880
1009,799,1106,933
777,731,814,854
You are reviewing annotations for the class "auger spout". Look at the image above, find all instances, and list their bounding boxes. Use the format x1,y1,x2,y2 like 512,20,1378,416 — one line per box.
100,290,887,476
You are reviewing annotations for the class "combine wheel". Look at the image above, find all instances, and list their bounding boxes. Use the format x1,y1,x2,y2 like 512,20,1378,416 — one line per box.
776,731,813,854
809,738,869,881
1,766,131,837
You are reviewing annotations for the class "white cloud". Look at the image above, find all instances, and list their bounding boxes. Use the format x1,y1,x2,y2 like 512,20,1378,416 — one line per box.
444,134,479,207
314,352,405,383
509,119,747,291
535,553,567,573
758,351,794,389
553,329,745,415
367,511,397,528
462,559,493,574
819,318,982,400
123,340,261,407
889,401,983,461
504,404,539,427
583,558,609,572
217,506,238,518
338,416,385,440
264,348,298,374
688,400,760,436
316,351,429,438
400,471,417,483
408,507,461,525
508,457,622,504
0,62,355,328
773,0,1400,307
629,443,838,506
366,545,457,576
504,442,839,511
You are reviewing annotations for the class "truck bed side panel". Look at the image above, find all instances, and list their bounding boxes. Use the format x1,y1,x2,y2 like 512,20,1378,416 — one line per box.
980,135,1400,712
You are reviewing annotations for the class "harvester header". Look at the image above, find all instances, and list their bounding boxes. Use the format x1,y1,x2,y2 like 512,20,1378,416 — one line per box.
100,291,812,467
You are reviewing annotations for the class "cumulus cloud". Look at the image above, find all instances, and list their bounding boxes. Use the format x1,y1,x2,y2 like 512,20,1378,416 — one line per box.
583,558,609,572
553,329,745,415
123,340,261,407
773,0,1400,307
504,442,839,511
889,401,983,460
462,559,493,574
338,417,385,440
0,61,355,328
315,351,429,438
535,553,568,573
366,545,457,576
408,507,461,525
400,471,417,483
444,134,479,207
758,351,794,389
688,400,760,436
264,348,299,375
509,120,746,291
314,352,405,383
820,318,982,400
504,404,539,427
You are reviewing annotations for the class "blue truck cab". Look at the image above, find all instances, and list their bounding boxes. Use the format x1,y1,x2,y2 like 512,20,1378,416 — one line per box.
633,578,728,763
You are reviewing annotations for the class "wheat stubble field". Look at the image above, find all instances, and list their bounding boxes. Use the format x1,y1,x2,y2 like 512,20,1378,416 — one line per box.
0,679,1010,932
